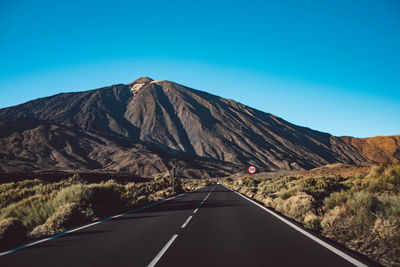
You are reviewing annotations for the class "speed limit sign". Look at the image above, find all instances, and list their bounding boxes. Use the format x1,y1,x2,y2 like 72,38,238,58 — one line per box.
248,165,256,174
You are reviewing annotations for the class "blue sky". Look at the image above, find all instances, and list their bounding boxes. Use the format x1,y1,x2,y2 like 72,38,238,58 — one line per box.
0,0,399,138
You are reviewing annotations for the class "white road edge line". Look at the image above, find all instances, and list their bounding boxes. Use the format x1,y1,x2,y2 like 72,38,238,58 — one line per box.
66,221,102,234
224,185,367,267
147,234,178,267
193,208,198,214
181,216,193,228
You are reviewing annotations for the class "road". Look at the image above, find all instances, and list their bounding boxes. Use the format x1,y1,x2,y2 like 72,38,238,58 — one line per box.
0,184,371,267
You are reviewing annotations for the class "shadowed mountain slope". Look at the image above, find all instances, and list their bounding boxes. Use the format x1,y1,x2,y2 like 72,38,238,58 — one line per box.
0,77,397,177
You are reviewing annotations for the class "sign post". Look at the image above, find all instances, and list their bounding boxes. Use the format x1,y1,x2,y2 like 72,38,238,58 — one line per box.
169,168,177,194
248,165,256,179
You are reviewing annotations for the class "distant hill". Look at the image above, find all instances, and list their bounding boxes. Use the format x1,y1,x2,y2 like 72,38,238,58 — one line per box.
0,77,397,178
340,135,400,164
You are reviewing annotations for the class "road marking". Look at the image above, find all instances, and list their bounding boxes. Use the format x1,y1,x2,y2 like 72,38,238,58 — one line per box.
181,216,193,228
67,221,102,233
147,234,178,267
147,185,214,266
225,186,367,267
202,185,216,202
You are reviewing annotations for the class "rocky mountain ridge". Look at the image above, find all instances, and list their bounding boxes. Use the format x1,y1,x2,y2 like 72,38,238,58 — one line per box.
0,77,398,178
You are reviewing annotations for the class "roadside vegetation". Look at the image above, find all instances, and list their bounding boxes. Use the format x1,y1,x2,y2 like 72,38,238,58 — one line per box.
0,174,213,250
223,164,400,267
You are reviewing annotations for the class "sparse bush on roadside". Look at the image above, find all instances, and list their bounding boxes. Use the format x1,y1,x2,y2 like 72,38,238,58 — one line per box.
384,194,400,219
283,193,315,221
261,196,274,208
324,190,349,209
241,177,258,187
304,212,321,231
52,184,93,208
278,188,296,200
0,218,27,249
362,165,400,193
320,205,354,241
0,193,56,229
29,203,89,238
346,191,381,235
182,178,215,192
257,179,284,195
369,218,400,266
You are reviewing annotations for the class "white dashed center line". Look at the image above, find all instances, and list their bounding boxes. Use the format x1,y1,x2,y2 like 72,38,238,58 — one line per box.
181,216,193,228
147,234,179,267
147,185,217,267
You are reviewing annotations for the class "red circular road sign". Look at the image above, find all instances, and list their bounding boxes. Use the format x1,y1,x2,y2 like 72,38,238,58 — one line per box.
248,165,256,174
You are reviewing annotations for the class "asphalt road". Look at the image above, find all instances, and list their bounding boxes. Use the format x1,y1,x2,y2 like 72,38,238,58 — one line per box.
0,184,371,267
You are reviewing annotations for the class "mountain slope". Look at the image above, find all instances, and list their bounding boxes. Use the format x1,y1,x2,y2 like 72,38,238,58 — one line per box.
0,84,138,139
0,77,396,177
0,117,236,178
340,135,400,163
123,79,367,169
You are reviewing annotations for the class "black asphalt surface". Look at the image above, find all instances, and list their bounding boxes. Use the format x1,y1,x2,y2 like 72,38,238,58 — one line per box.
0,184,370,267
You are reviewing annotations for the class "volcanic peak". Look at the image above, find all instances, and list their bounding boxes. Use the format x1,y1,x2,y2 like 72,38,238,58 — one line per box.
128,77,154,94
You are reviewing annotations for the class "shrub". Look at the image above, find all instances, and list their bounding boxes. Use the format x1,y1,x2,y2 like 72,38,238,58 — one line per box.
324,190,349,209
384,194,400,220
254,192,266,202
135,195,149,207
258,180,284,194
123,182,137,206
283,193,315,221
52,184,93,208
88,185,126,218
0,218,27,249
0,194,55,229
261,196,274,208
362,165,400,193
346,191,381,235
29,203,89,238
370,218,400,266
304,213,321,231
240,177,258,187
372,217,400,242
321,205,353,241
278,188,296,200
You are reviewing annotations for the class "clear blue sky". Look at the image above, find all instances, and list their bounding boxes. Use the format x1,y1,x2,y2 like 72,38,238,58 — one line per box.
0,0,399,138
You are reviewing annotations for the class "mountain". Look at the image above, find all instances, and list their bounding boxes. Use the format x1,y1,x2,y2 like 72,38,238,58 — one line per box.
0,77,397,178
